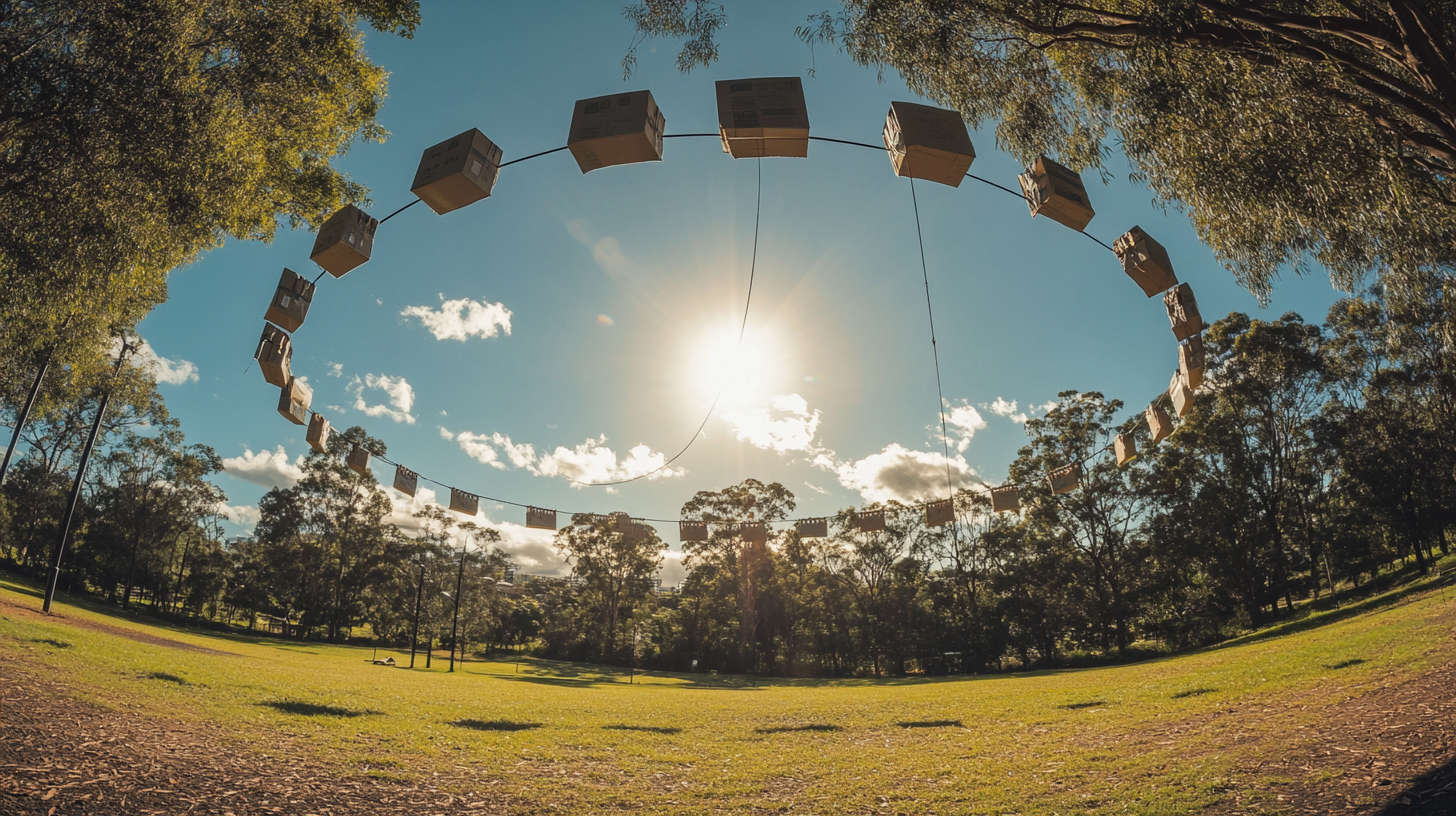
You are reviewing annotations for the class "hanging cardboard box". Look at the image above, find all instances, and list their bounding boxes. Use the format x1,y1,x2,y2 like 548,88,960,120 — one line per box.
1115,433,1138,467
796,518,827,538
1049,463,1081,495
1018,156,1095,231
277,378,311,426
264,268,316,333
883,101,975,187
309,205,378,278
1146,403,1173,444
526,506,557,531
1113,226,1178,298
740,521,768,544
411,128,503,215
679,520,708,542
306,412,331,454
568,90,666,173
991,485,1021,513
346,443,371,477
1164,283,1205,341
925,498,955,526
1179,335,1206,391
856,509,886,533
1169,371,1196,418
256,323,292,388
716,77,810,159
449,488,478,517
393,465,418,497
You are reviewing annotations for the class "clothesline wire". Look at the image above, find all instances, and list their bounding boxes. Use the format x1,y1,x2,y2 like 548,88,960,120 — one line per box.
286,130,1178,528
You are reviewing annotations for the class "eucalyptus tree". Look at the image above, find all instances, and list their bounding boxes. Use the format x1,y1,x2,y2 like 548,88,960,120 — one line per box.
624,1,1456,300
555,512,666,662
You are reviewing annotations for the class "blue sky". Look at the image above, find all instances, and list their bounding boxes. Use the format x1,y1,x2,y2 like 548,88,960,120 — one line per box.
135,2,1345,581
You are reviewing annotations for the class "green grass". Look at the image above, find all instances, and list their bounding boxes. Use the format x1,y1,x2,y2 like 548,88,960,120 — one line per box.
2,568,1453,815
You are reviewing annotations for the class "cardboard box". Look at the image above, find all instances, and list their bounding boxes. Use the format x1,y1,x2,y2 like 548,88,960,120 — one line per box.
1113,227,1178,297
526,506,557,531
679,520,708,542
264,268,316,333
1169,371,1195,418
991,485,1020,513
393,465,418,497
256,323,292,388
306,412,331,454
716,77,810,159
883,101,975,187
449,488,478,517
1115,433,1138,467
1049,463,1081,495
1146,403,1173,444
411,129,502,215
1018,156,1095,231
568,90,665,173
925,498,955,526
309,205,378,278
346,443,371,477
1179,335,1206,391
856,509,886,533
277,378,311,426
795,518,827,538
740,521,768,543
1164,283,1205,341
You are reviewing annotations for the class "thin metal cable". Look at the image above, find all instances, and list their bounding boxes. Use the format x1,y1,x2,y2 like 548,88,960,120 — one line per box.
379,198,422,223
909,178,960,520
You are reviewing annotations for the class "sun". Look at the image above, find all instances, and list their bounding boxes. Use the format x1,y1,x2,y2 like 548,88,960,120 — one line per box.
683,320,790,410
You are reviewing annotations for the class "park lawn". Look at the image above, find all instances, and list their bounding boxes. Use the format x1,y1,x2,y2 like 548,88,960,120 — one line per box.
1,571,1453,815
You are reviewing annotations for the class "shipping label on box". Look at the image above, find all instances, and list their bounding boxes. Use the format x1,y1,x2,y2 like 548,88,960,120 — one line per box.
265,268,315,333
310,205,377,278
716,77,810,158
568,90,666,172
884,102,975,186
412,129,502,214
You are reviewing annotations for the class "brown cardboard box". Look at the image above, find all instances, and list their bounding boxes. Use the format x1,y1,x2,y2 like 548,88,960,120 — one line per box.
256,323,292,388
568,90,666,173
1113,227,1178,298
393,465,418,497
1018,156,1095,231
306,412,331,454
856,509,886,532
526,506,557,530
411,129,503,215
991,485,1021,513
1146,403,1173,444
1115,433,1138,467
1049,463,1081,495
277,378,311,426
1179,335,1206,391
679,520,708,542
740,521,768,543
449,488,478,516
264,268,315,333
925,498,955,526
883,102,975,187
1164,283,1205,341
1169,371,1196,418
309,205,378,278
346,443,371,477
716,77,810,159
795,518,828,538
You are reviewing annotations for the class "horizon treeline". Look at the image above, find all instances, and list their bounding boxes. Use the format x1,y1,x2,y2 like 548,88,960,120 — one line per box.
2,287,1453,676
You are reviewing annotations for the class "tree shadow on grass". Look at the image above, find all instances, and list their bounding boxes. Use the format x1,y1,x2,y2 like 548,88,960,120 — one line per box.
30,638,71,648
1379,754,1456,814
144,672,189,685
260,701,378,718
1172,687,1216,699
604,724,683,735
898,720,963,729
755,724,841,734
450,719,541,732
1061,700,1106,710
1325,658,1367,670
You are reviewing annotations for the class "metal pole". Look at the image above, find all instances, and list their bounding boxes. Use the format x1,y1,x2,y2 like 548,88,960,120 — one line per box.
409,563,424,668
43,340,133,613
1,357,50,487
448,535,468,673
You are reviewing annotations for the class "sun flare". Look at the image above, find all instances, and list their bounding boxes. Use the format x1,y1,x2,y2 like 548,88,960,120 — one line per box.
683,322,790,410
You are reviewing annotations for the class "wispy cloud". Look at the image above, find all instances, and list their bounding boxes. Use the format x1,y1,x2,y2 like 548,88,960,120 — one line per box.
347,374,416,424
215,502,261,527
120,338,198,385
327,362,344,378
221,446,304,489
942,400,987,452
401,295,513,341
722,394,823,454
440,427,681,488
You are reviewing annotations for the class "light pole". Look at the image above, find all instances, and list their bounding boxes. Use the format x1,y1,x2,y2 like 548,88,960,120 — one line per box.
448,534,469,673
409,562,425,668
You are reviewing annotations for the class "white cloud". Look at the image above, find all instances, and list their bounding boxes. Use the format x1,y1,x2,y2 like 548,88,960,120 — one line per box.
326,404,346,413
221,446,304,489
803,481,830,495
491,432,537,468
944,401,987,452
216,502,261,527
327,362,344,378
660,550,688,587
120,338,198,385
722,393,823,454
384,486,571,577
401,295,513,341
347,374,416,424
535,436,684,487
982,397,1029,424
831,443,973,504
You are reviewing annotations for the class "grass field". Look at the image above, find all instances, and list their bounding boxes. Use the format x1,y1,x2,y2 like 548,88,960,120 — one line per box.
2,568,1454,815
